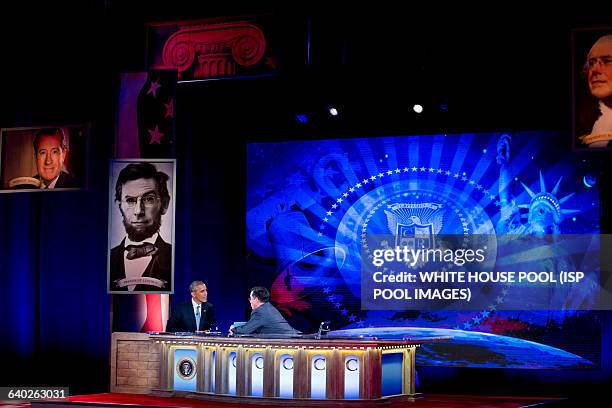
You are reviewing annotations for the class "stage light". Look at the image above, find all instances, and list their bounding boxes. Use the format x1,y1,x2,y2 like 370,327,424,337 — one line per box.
296,114,308,124
413,104,423,114
439,103,449,112
329,106,339,116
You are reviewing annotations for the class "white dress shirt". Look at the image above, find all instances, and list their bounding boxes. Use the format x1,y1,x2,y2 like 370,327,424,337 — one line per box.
590,101,612,148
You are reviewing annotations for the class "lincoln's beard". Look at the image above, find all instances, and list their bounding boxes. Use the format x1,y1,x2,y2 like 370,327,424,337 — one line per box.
122,215,162,242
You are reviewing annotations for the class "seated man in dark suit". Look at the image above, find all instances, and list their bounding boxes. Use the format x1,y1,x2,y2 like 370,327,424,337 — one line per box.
166,280,216,332
230,286,299,336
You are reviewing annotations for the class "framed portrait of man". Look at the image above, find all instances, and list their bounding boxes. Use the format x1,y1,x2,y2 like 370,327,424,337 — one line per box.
572,27,612,150
0,124,89,192
107,159,176,294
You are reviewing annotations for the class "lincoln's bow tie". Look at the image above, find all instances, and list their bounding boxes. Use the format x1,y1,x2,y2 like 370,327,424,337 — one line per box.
125,243,158,260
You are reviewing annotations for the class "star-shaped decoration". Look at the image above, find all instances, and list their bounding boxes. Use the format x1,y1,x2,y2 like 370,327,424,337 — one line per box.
148,125,164,144
163,99,174,118
147,78,161,98
387,170,393,175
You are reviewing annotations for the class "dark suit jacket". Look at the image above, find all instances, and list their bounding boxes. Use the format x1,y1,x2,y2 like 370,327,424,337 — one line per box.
232,302,298,335
109,235,172,292
34,171,80,188
166,301,216,332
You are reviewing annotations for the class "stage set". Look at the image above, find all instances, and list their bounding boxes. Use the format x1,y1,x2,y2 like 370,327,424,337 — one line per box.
24,333,563,408
2,4,612,408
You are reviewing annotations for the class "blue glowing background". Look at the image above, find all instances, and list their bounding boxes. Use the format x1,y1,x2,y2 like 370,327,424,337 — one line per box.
246,131,601,368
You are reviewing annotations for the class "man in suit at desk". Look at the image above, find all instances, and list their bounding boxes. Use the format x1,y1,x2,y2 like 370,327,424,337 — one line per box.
166,280,216,332
230,286,298,336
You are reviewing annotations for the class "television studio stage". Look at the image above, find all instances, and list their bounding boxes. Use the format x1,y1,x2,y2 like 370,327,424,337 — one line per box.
22,332,563,408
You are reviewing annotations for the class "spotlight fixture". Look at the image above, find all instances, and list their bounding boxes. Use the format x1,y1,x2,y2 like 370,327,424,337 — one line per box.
413,104,423,114
328,106,339,116
295,113,308,124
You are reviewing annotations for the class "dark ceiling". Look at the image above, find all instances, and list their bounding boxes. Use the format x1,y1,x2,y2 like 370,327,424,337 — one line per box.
1,2,612,135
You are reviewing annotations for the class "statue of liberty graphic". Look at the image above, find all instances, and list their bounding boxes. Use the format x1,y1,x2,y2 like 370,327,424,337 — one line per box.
494,134,597,310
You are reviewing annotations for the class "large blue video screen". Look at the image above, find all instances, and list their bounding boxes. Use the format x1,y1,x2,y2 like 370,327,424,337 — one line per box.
246,132,601,369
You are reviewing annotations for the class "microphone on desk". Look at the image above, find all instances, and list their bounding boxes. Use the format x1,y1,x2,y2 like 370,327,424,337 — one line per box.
316,321,331,339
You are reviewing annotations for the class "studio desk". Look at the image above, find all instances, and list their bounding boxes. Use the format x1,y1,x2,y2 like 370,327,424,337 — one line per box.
116,332,450,405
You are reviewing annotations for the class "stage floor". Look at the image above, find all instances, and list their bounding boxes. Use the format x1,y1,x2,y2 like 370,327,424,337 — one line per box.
1,392,567,408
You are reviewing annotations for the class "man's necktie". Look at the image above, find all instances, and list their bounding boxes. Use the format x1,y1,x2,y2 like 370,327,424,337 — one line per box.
125,243,158,260
195,305,201,330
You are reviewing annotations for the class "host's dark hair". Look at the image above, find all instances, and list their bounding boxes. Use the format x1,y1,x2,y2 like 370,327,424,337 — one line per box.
250,286,270,303
33,128,65,153
190,280,207,292
114,162,170,210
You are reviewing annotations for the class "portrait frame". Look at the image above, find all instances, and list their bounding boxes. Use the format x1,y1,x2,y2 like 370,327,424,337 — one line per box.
107,158,176,294
571,27,612,151
0,124,90,192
